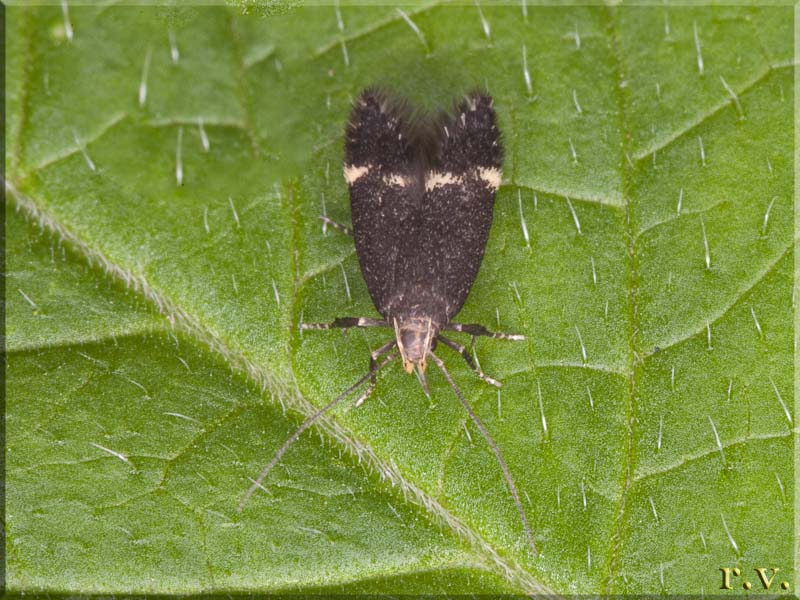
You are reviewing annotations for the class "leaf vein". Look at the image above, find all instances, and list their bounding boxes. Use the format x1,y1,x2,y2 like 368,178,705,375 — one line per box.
633,428,795,483
311,3,440,62
633,198,730,243
510,182,623,209
29,112,129,174
633,63,779,162
603,8,638,593
643,241,791,355
9,179,555,597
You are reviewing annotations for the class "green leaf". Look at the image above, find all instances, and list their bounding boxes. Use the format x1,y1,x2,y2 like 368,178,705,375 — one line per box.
6,4,793,595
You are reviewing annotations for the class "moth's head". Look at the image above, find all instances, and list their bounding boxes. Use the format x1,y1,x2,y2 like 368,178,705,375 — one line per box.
394,316,437,376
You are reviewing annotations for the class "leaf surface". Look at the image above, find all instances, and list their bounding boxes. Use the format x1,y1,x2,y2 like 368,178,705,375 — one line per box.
6,4,793,595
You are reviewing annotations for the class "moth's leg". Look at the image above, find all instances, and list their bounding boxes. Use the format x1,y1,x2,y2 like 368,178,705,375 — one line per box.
319,216,353,237
436,334,501,388
444,323,525,341
301,317,389,333
355,339,397,406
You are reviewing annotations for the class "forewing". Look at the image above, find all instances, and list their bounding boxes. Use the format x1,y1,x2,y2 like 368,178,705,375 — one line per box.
345,89,422,316
418,92,503,321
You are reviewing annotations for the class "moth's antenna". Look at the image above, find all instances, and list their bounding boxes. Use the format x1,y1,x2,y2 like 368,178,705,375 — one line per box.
415,366,431,399
429,351,537,558
238,351,398,511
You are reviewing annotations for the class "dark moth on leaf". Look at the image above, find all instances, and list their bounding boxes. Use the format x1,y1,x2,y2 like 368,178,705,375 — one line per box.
344,89,505,380
241,89,537,557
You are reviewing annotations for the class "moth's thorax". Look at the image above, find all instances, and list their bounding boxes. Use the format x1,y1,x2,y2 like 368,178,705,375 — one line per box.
393,315,440,374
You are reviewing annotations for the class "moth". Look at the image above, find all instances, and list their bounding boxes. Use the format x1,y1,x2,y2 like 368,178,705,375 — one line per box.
240,89,536,557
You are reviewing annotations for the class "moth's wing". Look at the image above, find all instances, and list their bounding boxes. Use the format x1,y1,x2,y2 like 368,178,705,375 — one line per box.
416,92,503,321
345,89,422,317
